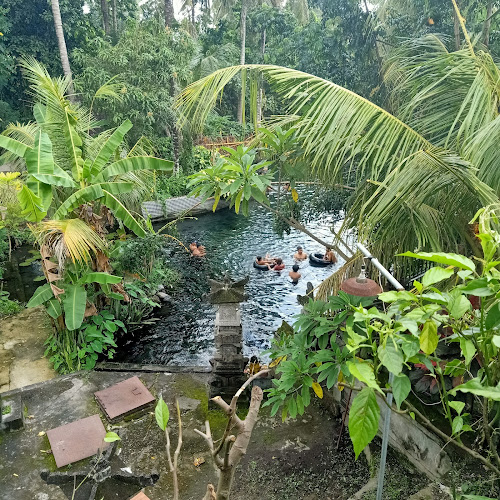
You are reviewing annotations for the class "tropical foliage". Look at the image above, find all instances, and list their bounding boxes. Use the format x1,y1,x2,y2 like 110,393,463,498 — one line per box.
178,21,500,282
0,59,173,372
266,204,500,477
188,144,272,215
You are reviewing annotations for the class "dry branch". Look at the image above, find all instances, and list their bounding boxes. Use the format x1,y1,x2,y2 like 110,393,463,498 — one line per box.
196,370,270,500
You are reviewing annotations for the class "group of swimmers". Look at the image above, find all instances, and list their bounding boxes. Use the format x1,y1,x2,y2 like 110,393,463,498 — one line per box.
189,240,206,257
255,245,335,283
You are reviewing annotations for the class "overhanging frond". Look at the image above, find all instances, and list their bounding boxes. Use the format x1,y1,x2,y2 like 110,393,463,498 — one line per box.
177,64,431,185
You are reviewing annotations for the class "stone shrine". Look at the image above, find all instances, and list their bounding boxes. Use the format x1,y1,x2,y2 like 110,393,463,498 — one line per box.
207,274,249,399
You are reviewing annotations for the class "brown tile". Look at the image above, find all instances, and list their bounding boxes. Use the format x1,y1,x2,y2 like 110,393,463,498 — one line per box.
46,414,108,468
94,376,155,422
129,492,150,500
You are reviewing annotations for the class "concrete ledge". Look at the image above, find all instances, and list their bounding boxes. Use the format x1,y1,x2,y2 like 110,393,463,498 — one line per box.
95,362,212,373
324,387,452,481
142,195,229,221
1,393,24,431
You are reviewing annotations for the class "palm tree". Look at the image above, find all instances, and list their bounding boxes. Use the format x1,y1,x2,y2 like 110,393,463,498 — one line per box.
49,0,75,97
213,0,282,124
165,0,176,26
177,22,500,288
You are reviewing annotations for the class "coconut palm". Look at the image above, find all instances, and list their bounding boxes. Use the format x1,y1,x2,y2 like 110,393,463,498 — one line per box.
49,0,75,97
177,25,500,287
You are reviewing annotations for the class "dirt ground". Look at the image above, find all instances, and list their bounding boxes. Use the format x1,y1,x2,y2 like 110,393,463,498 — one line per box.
0,306,55,393
0,370,428,500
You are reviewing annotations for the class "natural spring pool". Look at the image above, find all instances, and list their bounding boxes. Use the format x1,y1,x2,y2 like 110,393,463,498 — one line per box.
115,196,348,367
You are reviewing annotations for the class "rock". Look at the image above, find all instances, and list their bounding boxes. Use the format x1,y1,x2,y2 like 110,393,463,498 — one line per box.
347,477,378,500
157,284,165,291
157,292,172,303
408,484,452,500
177,396,201,412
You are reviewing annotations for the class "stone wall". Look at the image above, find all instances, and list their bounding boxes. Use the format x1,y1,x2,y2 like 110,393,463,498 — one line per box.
142,195,229,221
324,388,452,481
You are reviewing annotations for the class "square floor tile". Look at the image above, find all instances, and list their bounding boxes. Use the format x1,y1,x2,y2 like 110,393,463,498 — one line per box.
94,376,155,422
130,492,150,500
46,414,107,468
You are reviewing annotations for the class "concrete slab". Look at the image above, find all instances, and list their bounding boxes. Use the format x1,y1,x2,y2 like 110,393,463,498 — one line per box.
47,414,108,468
0,306,55,393
130,492,150,500
94,376,155,422
0,370,429,500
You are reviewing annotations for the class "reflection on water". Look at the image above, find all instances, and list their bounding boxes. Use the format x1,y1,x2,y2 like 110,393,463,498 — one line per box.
117,195,346,367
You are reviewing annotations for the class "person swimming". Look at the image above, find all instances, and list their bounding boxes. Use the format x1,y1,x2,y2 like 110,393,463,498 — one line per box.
289,264,301,283
192,243,206,257
294,246,308,261
256,255,275,265
324,247,337,263
273,258,285,271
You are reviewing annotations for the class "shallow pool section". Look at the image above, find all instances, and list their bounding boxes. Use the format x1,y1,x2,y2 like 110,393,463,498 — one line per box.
117,198,347,367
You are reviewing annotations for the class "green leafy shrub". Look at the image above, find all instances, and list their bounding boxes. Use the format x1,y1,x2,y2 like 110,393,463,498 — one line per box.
156,173,190,200
265,204,500,478
44,310,124,373
0,290,22,316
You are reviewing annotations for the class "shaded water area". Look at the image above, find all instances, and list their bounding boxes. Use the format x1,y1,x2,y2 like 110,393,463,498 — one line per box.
116,193,347,367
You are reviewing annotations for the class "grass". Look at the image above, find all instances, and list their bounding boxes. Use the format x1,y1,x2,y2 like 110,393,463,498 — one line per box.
2,405,11,415
0,298,22,317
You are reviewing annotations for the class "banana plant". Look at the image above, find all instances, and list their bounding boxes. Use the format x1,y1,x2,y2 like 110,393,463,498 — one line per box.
27,266,123,331
0,118,172,236
188,145,272,215
0,60,173,237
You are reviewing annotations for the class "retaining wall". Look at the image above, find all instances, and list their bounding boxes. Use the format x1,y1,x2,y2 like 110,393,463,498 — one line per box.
142,195,229,221
324,388,452,481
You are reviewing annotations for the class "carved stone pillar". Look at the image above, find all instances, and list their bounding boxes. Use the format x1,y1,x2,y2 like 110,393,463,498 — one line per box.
207,275,248,400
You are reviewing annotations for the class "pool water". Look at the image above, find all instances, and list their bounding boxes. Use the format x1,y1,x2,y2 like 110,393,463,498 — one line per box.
116,195,347,367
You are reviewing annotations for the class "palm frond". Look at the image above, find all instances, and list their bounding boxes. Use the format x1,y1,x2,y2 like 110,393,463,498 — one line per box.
315,253,364,301
177,64,431,185
33,219,107,270
384,36,500,149
93,75,124,102
344,149,497,280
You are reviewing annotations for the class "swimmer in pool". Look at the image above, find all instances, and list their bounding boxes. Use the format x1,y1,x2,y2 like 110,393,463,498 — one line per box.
294,246,308,261
324,247,337,263
273,258,285,271
192,243,206,257
289,264,301,283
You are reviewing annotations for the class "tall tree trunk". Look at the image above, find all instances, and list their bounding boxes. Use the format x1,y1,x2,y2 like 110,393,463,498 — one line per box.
257,29,266,123
164,0,175,27
237,0,248,124
112,0,118,35
483,1,493,47
101,0,110,35
50,0,75,99
170,77,181,175
191,0,196,25
453,7,461,50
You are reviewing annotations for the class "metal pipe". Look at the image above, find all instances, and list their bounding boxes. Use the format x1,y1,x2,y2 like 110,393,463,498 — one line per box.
356,243,404,291
355,242,403,499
